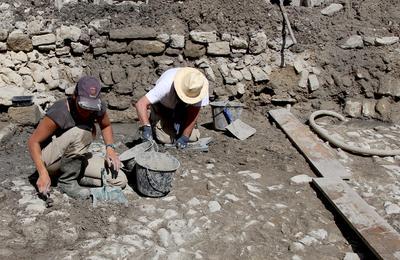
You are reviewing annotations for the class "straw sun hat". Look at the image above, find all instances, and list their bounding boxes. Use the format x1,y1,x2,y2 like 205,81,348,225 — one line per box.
173,67,209,104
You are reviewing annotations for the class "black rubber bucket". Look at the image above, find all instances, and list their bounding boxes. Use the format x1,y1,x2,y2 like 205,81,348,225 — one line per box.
134,152,180,197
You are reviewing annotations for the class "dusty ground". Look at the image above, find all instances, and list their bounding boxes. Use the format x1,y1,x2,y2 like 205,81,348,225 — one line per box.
0,0,399,259
2,107,396,259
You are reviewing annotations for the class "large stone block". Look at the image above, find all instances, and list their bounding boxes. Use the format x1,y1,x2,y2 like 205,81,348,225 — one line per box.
230,36,248,49
249,31,267,54
57,25,81,42
109,26,157,40
340,35,363,49
128,40,165,55
377,75,400,97
32,34,56,46
89,18,110,35
183,40,206,58
207,42,230,56
189,31,217,43
321,3,343,16
362,99,376,118
6,30,33,52
249,66,269,82
170,34,185,49
0,29,8,41
344,99,362,117
8,105,42,126
106,41,127,53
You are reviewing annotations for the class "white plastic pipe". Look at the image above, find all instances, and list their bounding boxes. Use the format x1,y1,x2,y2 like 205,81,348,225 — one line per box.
309,110,400,156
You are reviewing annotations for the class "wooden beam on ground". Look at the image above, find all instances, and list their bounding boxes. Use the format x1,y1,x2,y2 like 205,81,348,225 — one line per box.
313,177,400,260
269,108,351,179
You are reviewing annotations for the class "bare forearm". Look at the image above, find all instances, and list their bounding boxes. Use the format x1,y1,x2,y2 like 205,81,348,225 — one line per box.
101,125,114,145
28,141,48,176
182,106,200,137
135,96,151,126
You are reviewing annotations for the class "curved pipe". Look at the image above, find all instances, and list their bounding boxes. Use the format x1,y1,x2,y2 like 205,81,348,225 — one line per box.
309,110,400,156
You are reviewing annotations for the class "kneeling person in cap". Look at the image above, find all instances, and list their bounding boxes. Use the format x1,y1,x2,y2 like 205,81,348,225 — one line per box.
28,76,127,200
135,67,209,149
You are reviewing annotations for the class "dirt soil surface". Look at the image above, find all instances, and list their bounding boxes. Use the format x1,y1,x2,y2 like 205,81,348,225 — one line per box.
2,107,397,259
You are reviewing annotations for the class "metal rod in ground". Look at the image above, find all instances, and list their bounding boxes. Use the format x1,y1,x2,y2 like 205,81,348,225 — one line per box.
279,0,297,45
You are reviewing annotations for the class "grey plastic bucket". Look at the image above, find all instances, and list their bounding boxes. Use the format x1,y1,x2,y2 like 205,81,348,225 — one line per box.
120,141,155,172
210,101,244,131
134,151,180,197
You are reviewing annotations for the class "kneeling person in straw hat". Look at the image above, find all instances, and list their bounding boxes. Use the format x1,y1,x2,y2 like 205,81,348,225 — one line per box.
135,67,209,149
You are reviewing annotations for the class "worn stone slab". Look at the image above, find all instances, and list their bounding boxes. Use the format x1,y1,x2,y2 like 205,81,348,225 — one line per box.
321,3,343,16
110,26,157,40
225,119,256,141
32,34,56,46
269,108,351,179
189,31,217,43
313,177,400,260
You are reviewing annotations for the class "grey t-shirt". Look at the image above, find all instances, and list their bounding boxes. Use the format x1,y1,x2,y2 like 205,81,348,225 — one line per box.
46,97,107,137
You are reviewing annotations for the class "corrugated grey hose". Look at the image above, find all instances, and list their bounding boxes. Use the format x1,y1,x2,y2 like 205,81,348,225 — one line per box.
309,110,400,156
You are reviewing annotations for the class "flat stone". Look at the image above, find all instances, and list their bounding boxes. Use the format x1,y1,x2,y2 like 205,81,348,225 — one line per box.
8,105,41,125
56,46,70,56
290,174,313,184
308,74,320,91
362,99,376,117
157,33,170,44
340,35,364,49
344,99,362,117
189,31,217,43
375,36,399,46
37,44,56,52
231,69,243,81
90,36,107,48
384,202,400,215
298,70,309,89
106,41,127,53
170,34,185,49
207,41,230,56
93,47,107,56
128,40,165,55
109,26,157,40
363,36,376,46
184,41,206,58
230,36,248,49
241,68,252,81
321,3,343,16
32,34,56,46
7,30,32,52
208,201,221,212
71,42,88,54
57,25,81,42
249,66,269,82
89,18,110,35
377,75,400,97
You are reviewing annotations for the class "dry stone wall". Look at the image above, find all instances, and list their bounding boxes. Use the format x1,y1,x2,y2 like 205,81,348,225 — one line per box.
0,1,399,125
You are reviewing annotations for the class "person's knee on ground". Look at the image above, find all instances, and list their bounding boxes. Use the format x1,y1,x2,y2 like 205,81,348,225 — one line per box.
58,156,91,199
83,155,128,189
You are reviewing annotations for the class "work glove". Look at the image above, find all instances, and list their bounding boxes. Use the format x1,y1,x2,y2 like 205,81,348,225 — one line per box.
176,135,189,149
142,125,153,141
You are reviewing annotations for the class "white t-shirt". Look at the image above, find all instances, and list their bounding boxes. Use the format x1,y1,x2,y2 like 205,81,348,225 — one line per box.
145,68,209,109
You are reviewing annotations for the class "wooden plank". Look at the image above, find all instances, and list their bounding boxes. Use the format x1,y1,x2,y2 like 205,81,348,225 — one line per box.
313,178,400,260
269,108,351,179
